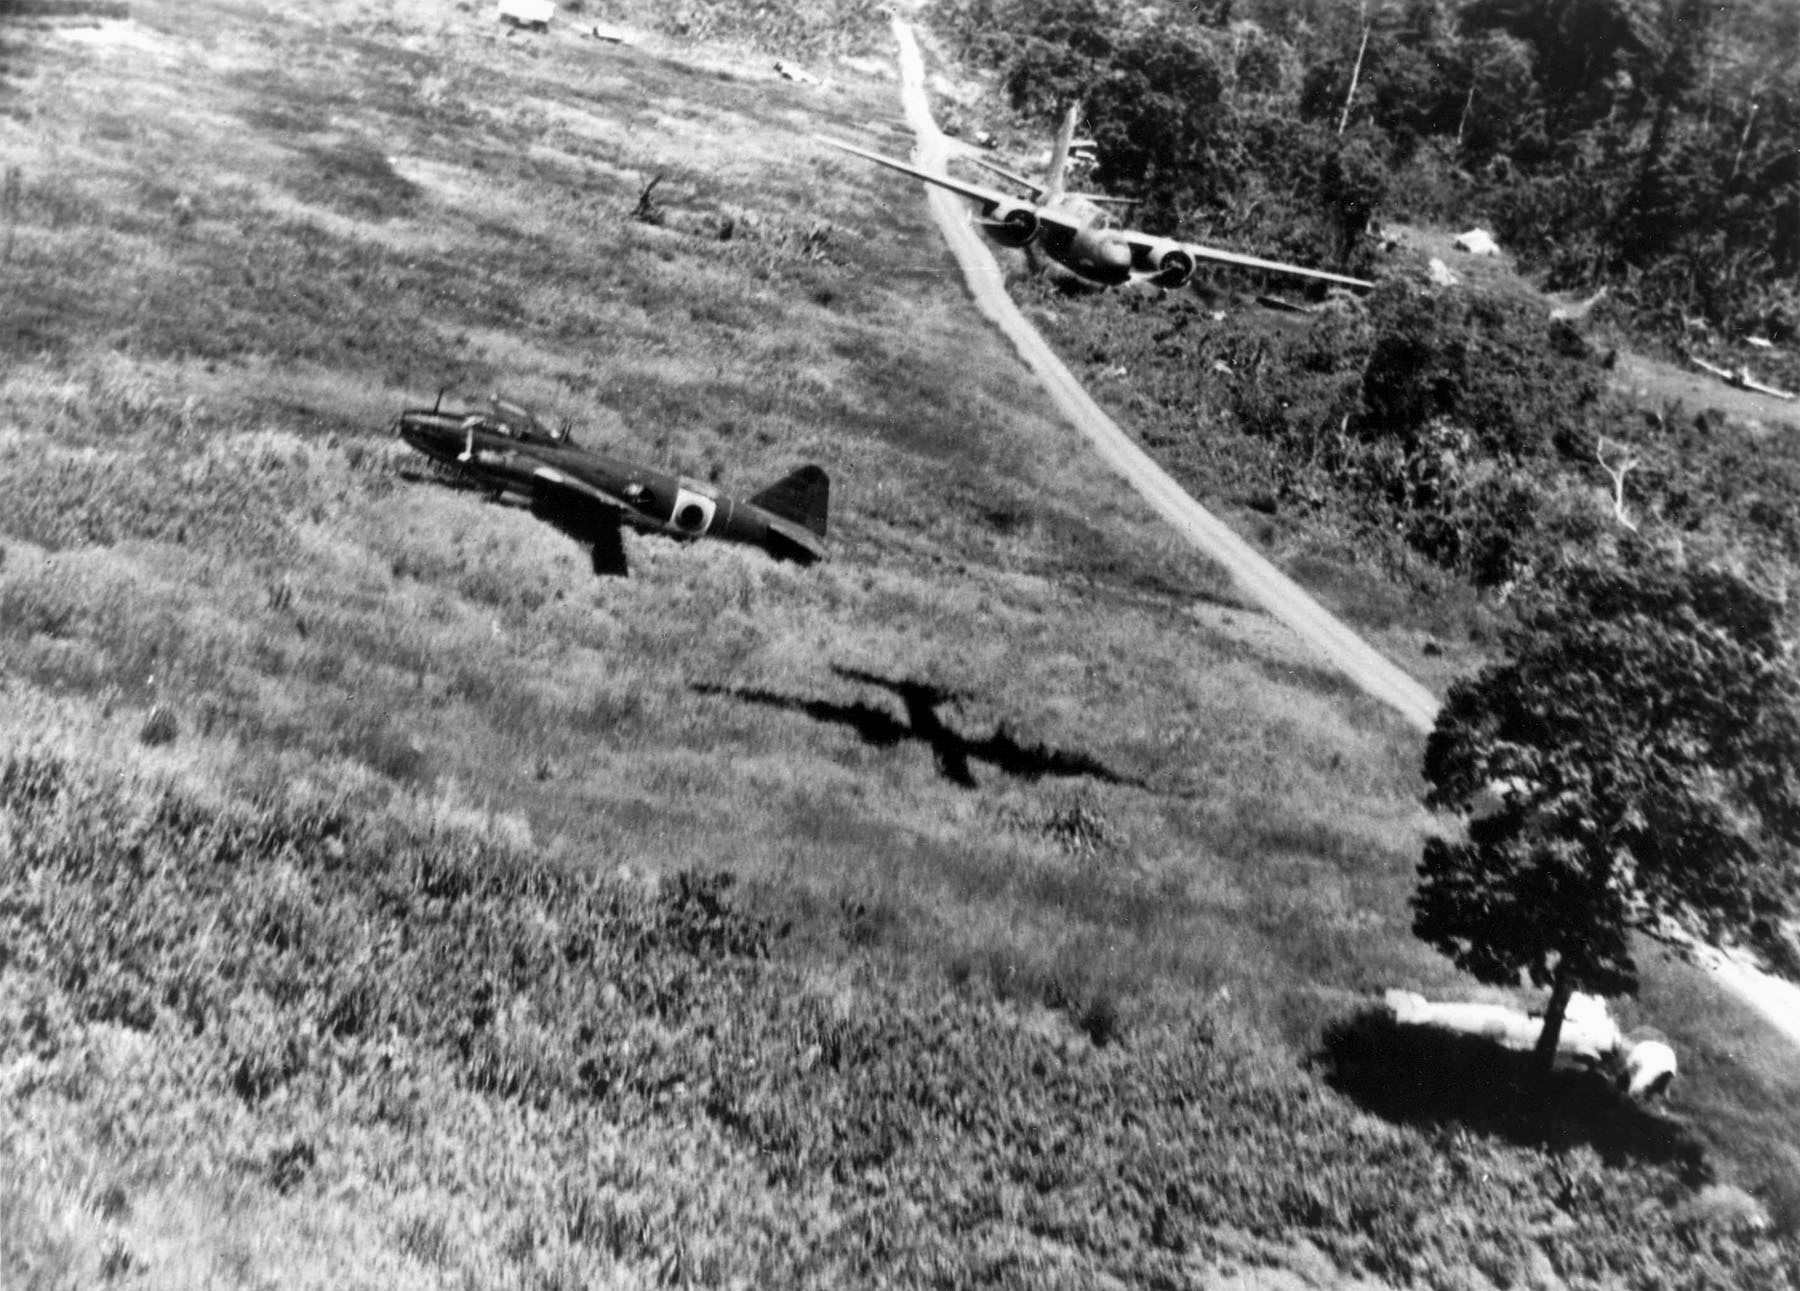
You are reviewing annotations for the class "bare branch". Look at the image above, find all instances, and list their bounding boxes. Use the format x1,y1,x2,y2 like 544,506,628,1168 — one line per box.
1338,22,1371,137
1595,435,1640,532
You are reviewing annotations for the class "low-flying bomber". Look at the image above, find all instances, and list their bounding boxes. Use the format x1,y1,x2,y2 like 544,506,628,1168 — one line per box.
394,395,829,576
819,104,1373,293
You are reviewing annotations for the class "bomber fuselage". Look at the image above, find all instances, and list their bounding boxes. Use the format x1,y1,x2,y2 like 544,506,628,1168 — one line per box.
395,407,826,568
1034,205,1133,285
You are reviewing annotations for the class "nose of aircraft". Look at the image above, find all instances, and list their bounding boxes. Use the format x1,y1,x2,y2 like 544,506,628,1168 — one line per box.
1099,236,1132,270
395,410,463,460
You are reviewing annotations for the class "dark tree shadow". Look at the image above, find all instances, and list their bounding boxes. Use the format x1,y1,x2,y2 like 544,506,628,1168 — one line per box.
1316,1007,1711,1180
693,666,1141,791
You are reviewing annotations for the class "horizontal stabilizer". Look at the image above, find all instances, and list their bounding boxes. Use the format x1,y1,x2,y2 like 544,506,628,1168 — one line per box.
763,516,828,566
970,159,1135,210
972,156,1044,199
750,465,829,540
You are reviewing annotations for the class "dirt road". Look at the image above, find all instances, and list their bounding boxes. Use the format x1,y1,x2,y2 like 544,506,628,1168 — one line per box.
878,15,1800,1052
883,18,1438,735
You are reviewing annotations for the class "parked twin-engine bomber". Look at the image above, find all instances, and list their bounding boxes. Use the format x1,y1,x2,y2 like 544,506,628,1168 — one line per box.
395,395,829,577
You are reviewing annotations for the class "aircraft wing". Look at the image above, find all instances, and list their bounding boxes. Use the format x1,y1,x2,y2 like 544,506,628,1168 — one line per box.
971,156,1045,201
817,135,1012,215
1123,231,1373,291
526,465,630,576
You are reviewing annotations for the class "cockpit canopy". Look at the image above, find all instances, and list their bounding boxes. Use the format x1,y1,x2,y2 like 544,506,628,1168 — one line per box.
472,394,576,446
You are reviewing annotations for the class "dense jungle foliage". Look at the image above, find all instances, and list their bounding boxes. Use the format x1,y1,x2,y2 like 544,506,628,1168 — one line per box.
929,0,1799,359
1028,277,1800,598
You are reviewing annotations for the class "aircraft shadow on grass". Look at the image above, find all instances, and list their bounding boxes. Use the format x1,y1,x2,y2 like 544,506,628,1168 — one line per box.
694,666,1141,791
1317,1007,1708,1179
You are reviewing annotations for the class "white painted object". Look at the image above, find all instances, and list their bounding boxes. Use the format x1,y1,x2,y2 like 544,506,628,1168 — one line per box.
1428,257,1459,287
1559,991,1622,1061
498,0,554,29
1383,989,1621,1061
1386,990,1539,1047
1384,989,1678,1098
1620,1039,1677,1099
1453,228,1500,256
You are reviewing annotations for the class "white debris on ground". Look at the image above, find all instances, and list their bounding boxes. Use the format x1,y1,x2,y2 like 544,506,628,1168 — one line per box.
1386,990,1545,1048
497,0,554,29
774,60,822,86
1689,352,1799,400
1620,1036,1678,1099
1560,991,1623,1058
1428,257,1459,287
1550,285,1608,322
1674,1183,1772,1234
1382,988,1677,1098
1453,228,1500,256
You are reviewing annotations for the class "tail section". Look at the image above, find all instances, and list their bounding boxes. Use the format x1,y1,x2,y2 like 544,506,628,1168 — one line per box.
1042,101,1080,206
749,465,829,540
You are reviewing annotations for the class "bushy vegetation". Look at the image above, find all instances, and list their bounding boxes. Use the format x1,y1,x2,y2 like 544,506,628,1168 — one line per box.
0,1,132,16
4,752,1795,1288
1026,275,1800,602
608,0,887,58
932,0,1391,276
929,0,1800,364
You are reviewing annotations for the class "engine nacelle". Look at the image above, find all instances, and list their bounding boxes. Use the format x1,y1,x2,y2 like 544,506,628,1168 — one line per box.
977,202,1040,248
1132,240,1196,289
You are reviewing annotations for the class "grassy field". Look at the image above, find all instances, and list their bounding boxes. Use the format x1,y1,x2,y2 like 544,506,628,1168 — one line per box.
1,1,1798,1286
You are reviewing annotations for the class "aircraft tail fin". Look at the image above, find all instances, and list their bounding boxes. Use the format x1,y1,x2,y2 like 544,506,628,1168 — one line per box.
1042,101,1080,206
749,465,829,540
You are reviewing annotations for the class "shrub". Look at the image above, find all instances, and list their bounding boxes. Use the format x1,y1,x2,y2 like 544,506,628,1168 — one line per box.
137,705,178,747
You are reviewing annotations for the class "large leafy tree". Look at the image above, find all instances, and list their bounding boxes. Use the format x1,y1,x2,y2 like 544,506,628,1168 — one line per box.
995,0,1117,118
1086,27,1228,228
1417,550,1800,1068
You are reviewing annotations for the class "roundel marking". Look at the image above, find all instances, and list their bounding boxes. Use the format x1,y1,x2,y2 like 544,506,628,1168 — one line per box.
669,486,717,536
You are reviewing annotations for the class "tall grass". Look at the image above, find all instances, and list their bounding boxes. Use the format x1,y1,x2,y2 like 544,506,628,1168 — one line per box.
3,1,1799,1284
2,752,1792,1289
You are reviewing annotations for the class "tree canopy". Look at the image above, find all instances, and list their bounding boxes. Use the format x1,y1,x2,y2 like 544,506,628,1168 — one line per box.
1416,549,1800,1064
928,0,1800,349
